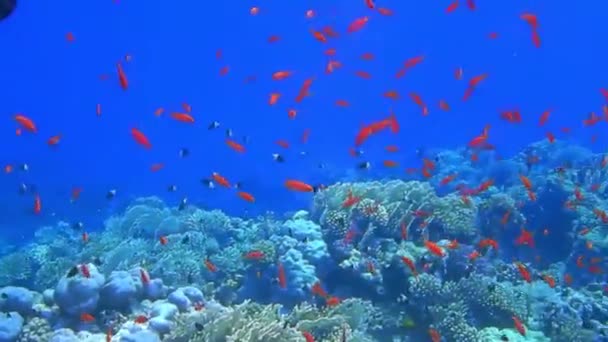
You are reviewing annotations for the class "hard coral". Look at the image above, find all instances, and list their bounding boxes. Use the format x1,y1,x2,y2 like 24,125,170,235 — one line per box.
434,193,478,240
17,317,52,342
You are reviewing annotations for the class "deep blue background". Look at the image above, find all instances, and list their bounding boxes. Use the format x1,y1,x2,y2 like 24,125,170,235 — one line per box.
0,0,606,242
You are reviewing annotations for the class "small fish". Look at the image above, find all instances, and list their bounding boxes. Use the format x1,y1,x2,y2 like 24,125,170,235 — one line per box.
92,257,103,266
182,235,190,244
18,183,28,195
225,129,233,137
167,185,177,192
178,197,188,211
20,163,29,172
67,266,79,278
208,121,220,130
194,322,204,331
81,313,95,322
179,148,190,158
357,161,371,170
106,189,117,200
72,222,84,230
272,153,285,162
134,315,148,324
201,179,215,189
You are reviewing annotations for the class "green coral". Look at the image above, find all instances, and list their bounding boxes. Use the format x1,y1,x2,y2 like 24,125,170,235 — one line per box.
17,317,53,342
104,196,171,237
320,209,350,240
430,301,480,342
408,273,443,303
166,301,304,342
33,257,72,290
434,193,478,239
0,251,31,286
457,276,528,326
288,298,380,340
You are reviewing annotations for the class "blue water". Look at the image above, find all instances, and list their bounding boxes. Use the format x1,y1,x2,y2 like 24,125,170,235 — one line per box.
1,0,607,242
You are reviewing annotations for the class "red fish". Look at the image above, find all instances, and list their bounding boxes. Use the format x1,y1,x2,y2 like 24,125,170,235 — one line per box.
512,316,526,336
134,315,148,324
515,262,531,283
81,313,95,322
400,256,418,276
302,331,315,342
244,250,265,260
348,17,369,33
33,195,41,215
515,228,535,248
116,62,128,90
14,114,37,133
424,241,445,257
204,259,217,272
80,264,91,278
277,262,287,288
285,180,314,192
140,268,150,284
131,128,152,149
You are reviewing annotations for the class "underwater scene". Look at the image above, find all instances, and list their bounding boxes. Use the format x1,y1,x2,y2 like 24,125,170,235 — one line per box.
1,0,608,341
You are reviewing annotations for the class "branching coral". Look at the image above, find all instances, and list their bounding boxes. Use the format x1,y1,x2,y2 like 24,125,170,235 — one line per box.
430,300,480,342
104,197,171,238
457,276,528,326
17,317,52,342
433,193,478,240
0,251,31,287
166,301,304,342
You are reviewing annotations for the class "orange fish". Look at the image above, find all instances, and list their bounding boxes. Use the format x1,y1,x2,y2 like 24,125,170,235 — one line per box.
269,93,281,105
66,32,75,42
347,17,369,33
159,236,168,245
47,135,62,146
14,114,37,133
82,232,89,243
277,262,287,288
81,313,95,322
285,180,314,192
116,62,128,90
378,7,393,16
96,104,102,116
211,172,230,187
424,240,445,257
131,128,152,149
310,30,327,43
204,259,217,272
33,195,41,215
272,71,292,80
170,112,195,123
150,163,164,172
515,262,531,282
512,316,526,336
446,1,458,13
226,139,246,153
237,191,255,203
